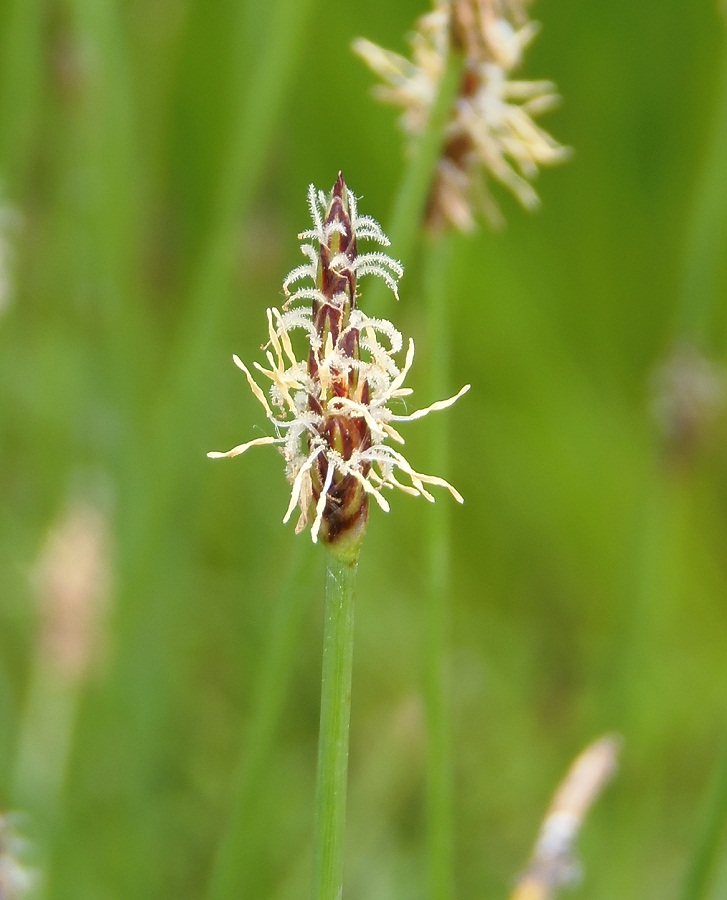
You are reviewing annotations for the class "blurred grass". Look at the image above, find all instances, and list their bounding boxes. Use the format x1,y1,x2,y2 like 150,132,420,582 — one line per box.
422,231,457,900
1,0,727,898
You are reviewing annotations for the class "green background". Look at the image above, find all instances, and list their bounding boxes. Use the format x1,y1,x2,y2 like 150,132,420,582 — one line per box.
1,0,726,897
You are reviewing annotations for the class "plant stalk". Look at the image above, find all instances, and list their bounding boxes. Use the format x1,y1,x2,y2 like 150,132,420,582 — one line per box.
680,733,727,900
676,20,727,345
312,551,358,900
366,43,465,318
423,231,456,900
676,16,727,900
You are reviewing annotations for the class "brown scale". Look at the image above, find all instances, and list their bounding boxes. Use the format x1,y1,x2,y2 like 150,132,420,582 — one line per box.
315,415,372,546
425,62,480,231
308,173,360,394
304,173,373,548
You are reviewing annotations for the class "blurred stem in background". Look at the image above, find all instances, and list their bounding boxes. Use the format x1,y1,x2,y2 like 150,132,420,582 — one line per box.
7,0,148,889
311,553,358,900
365,48,465,319
155,0,317,431
675,11,727,346
12,499,110,896
0,0,45,189
351,35,465,891
104,20,320,868
354,4,573,891
0,0,47,808
13,671,78,882
422,231,457,900
60,0,151,474
372,44,465,900
44,0,317,896
682,747,727,900
130,0,317,573
678,12,727,899
205,542,314,900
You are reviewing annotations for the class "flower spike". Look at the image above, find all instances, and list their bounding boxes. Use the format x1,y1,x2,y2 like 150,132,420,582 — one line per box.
208,175,468,557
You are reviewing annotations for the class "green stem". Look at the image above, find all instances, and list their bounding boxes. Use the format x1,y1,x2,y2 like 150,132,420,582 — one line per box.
367,45,465,317
680,735,727,900
676,18,727,344
423,232,456,900
12,663,81,900
0,0,46,188
676,16,727,900
360,32,465,894
312,551,358,900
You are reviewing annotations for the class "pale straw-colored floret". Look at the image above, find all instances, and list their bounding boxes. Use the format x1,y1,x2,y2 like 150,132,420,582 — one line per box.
353,9,449,136
354,0,570,229
208,186,469,541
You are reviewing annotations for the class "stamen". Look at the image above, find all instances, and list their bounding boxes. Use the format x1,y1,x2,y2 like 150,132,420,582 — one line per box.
311,461,336,543
284,447,323,524
389,384,472,422
233,355,274,418
207,435,280,459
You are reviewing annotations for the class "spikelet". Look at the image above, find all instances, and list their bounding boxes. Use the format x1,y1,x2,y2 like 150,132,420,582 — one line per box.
208,175,469,556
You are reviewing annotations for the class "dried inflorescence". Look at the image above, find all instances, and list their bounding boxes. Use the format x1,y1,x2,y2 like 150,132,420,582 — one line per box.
651,343,726,466
510,735,620,900
208,174,469,556
354,0,570,230
34,499,111,682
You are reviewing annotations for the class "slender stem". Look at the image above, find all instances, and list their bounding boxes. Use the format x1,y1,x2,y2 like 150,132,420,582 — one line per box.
366,45,465,317
359,32,465,894
675,17,727,345
677,16,727,900
680,734,727,900
0,0,45,188
312,551,358,900
423,232,456,900
12,663,81,900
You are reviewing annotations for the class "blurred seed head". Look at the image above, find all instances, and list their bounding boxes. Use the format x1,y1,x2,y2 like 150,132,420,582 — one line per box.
354,0,571,231
511,735,620,900
34,499,112,683
651,344,726,467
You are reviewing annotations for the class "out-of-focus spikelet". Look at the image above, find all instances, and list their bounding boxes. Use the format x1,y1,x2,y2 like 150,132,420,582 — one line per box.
510,735,620,900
